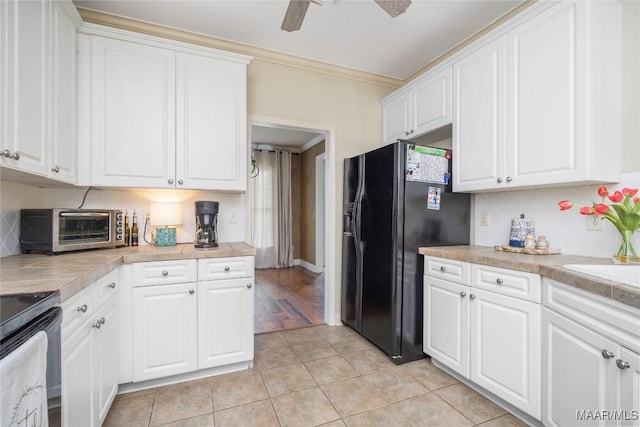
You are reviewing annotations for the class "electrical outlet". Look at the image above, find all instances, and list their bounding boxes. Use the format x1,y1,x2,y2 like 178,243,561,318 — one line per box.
480,211,489,226
229,211,238,224
587,214,604,230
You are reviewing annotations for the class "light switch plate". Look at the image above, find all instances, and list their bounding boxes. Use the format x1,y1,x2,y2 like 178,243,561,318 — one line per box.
480,212,489,226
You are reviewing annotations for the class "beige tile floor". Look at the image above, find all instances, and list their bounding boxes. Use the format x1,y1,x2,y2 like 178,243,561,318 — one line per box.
104,325,528,427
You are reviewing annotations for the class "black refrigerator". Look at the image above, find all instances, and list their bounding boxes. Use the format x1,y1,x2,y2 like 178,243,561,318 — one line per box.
341,140,470,364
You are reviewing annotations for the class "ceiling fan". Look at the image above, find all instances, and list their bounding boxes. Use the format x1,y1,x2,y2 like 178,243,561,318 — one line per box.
281,0,412,32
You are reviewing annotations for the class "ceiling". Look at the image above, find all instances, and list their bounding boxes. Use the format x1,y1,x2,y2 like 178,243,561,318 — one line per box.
73,0,524,81
251,125,324,151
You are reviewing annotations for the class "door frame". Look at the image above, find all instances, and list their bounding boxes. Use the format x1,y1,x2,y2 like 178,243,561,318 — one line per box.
247,115,337,325
315,152,326,272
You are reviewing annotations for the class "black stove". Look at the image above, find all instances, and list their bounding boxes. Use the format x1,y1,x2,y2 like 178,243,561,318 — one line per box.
0,291,60,341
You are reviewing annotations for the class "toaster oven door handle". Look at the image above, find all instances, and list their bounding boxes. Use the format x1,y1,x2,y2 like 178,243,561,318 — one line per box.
59,212,110,217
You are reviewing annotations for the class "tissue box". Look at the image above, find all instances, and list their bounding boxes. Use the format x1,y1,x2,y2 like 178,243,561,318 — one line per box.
155,227,177,247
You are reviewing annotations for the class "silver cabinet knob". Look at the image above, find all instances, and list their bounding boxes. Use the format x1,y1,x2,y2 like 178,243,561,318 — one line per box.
497,177,503,183
178,179,183,185
108,282,116,289
162,270,169,276
405,130,410,136
602,349,615,359
469,294,476,300
224,266,230,271
2,149,19,160
439,266,446,272
496,278,504,285
617,359,631,369
11,151,19,160
1,149,10,158
460,291,466,297
247,283,253,288
168,178,174,184
410,129,415,134
92,320,102,329
100,317,106,325
506,177,512,182
77,304,88,313
51,166,60,173
189,289,195,295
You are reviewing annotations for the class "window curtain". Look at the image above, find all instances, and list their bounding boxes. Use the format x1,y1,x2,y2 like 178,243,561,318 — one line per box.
252,149,294,269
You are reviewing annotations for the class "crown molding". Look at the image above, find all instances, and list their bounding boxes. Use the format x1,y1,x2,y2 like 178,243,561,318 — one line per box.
76,7,404,89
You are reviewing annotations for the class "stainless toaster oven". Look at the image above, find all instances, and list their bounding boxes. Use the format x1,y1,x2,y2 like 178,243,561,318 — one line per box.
20,209,125,254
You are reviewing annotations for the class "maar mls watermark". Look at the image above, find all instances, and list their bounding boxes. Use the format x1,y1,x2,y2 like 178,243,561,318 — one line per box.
576,410,639,422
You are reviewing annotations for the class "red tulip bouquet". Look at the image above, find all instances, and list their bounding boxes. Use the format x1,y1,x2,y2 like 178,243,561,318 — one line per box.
559,186,640,263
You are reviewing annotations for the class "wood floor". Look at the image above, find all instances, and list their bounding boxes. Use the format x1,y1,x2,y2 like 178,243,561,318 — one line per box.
254,266,324,333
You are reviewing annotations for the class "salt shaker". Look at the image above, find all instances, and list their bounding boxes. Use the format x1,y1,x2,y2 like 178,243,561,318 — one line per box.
524,234,536,250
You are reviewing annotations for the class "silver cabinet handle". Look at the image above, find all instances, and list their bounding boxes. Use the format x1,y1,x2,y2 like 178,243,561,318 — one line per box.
460,291,466,297
617,359,631,369
469,294,476,300
51,166,60,173
168,178,174,184
496,278,504,285
247,283,253,288
189,289,195,295
602,349,615,359
506,177,512,182
178,179,183,185
224,266,230,271
92,320,102,329
162,270,168,276
2,149,19,160
497,178,503,183
108,282,116,289
440,266,446,272
77,304,88,313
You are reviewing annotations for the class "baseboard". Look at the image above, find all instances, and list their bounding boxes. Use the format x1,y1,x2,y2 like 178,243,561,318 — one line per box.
296,259,323,273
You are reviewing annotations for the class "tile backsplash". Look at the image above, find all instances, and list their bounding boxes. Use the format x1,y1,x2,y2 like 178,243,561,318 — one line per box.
474,172,640,258
1,181,245,257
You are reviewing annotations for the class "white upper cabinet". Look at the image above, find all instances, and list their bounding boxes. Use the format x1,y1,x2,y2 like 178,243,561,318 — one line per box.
381,67,452,144
1,0,80,182
79,25,252,190
89,36,176,188
452,1,621,192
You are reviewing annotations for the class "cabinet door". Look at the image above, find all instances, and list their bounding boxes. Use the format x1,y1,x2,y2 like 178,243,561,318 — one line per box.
49,1,77,183
197,278,254,369
62,324,95,427
542,307,618,427
176,52,247,191
90,36,176,188
452,37,506,192
618,347,640,423
133,283,197,382
94,301,118,426
470,288,541,419
423,275,470,377
1,0,49,176
411,67,452,136
381,91,410,144
506,1,585,187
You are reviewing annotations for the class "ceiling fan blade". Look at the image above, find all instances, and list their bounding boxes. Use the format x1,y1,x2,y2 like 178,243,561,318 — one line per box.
281,0,311,32
374,0,411,18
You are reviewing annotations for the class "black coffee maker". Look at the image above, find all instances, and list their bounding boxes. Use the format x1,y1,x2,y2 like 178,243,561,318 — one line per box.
195,201,219,248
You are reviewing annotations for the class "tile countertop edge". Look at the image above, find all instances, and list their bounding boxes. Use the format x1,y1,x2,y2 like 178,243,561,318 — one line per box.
1,242,256,302
419,245,640,309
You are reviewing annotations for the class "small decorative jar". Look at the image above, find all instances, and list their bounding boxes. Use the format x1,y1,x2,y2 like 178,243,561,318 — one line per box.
524,234,536,250
535,236,549,252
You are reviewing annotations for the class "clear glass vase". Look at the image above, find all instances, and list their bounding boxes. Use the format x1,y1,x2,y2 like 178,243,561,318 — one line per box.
612,229,640,264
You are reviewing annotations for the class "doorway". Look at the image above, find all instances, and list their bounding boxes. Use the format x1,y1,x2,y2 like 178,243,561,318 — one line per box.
247,116,334,333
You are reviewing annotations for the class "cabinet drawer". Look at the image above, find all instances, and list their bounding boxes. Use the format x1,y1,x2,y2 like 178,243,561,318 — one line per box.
198,256,254,281
95,268,119,307
62,284,96,336
133,260,197,287
424,256,470,286
472,264,541,303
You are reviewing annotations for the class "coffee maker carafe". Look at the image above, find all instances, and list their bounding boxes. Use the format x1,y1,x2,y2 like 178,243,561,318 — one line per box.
195,201,219,248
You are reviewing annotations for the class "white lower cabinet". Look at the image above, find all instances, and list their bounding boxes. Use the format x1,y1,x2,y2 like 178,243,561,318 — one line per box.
423,257,541,420
130,257,255,383
543,280,640,427
198,278,254,369
61,269,119,427
132,282,198,382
